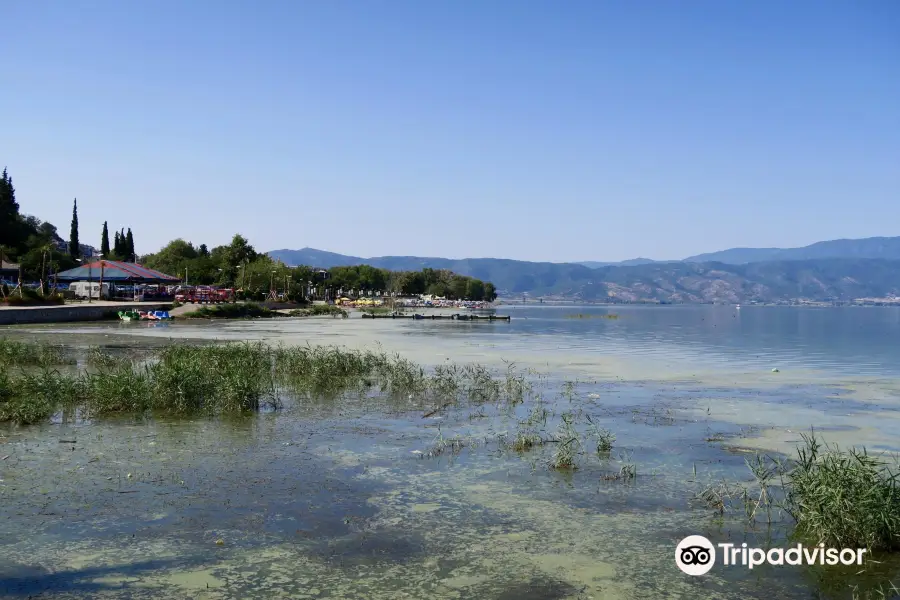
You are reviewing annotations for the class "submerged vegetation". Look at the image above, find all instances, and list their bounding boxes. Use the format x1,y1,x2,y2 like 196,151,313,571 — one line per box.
4,334,900,596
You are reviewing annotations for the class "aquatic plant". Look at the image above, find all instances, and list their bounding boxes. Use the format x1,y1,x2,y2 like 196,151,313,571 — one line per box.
86,346,130,369
360,306,404,316
0,339,537,424
0,368,82,424
697,433,900,551
180,303,283,319
851,582,900,600
549,412,582,470
425,427,471,458
507,404,549,452
82,364,153,414
150,343,278,413
781,433,900,551
288,304,348,318
586,414,615,455
0,337,72,367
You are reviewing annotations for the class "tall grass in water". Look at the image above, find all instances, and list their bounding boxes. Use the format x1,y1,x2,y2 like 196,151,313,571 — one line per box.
180,303,283,319
700,432,900,552
289,304,348,318
0,337,73,367
150,343,278,412
0,368,81,424
0,339,533,423
783,433,900,551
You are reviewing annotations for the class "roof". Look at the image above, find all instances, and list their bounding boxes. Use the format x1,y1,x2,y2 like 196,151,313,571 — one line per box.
0,260,20,271
56,260,180,283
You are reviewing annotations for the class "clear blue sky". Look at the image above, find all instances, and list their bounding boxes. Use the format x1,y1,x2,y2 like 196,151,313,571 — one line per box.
3,1,898,262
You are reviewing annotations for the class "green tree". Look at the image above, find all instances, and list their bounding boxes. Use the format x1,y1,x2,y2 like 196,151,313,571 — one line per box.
126,228,135,260
426,281,451,298
483,282,498,302
0,168,25,253
68,198,80,259
100,221,110,256
449,276,468,300
218,234,258,286
466,278,485,301
141,239,199,279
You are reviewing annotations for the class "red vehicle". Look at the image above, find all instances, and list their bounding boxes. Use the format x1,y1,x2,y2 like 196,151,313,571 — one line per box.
175,287,236,304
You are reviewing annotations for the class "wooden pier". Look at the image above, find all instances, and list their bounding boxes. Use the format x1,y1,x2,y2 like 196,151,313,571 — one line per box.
361,313,511,321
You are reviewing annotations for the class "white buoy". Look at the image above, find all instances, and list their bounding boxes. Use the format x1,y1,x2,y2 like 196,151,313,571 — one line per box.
771,368,779,373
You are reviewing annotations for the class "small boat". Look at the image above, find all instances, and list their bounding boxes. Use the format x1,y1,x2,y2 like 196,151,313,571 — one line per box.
118,310,142,321
413,314,426,320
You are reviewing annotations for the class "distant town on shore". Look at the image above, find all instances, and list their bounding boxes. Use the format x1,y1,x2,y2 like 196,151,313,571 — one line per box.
3,166,900,306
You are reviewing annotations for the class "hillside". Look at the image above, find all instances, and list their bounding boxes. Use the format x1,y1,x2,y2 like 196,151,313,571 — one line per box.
268,246,900,303
579,259,900,304
683,236,900,264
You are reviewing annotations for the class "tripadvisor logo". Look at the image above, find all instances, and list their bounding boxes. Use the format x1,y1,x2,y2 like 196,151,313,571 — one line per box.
675,535,867,576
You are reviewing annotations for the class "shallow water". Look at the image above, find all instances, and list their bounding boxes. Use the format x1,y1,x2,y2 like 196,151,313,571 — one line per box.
2,305,900,598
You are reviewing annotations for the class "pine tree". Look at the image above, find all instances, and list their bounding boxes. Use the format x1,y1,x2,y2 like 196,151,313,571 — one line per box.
101,222,110,257
126,228,135,261
0,168,22,250
69,199,80,259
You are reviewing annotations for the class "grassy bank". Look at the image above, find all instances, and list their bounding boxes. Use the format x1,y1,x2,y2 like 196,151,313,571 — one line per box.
179,303,283,319
288,304,348,318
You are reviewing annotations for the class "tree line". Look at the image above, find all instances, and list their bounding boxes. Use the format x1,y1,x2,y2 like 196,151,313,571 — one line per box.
0,167,138,283
142,237,498,302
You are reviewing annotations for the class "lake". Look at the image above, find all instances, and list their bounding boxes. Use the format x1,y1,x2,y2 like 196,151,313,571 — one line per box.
1,305,899,599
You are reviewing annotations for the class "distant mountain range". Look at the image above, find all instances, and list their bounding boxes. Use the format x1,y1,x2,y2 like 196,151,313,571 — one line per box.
268,236,900,303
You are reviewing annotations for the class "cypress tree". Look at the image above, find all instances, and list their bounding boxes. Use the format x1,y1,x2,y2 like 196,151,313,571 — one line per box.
113,231,122,258
101,221,110,257
0,168,22,250
69,199,80,259
126,228,135,261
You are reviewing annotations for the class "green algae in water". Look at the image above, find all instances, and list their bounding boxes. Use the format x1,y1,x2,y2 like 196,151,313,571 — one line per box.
1,334,900,598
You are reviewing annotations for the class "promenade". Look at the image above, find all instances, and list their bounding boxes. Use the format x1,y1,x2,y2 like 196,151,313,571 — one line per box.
0,301,173,326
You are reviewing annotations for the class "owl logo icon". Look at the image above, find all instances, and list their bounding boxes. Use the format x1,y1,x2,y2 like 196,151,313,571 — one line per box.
676,535,716,575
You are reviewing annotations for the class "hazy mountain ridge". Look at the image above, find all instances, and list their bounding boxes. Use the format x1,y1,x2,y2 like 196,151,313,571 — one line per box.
683,236,900,264
268,237,900,303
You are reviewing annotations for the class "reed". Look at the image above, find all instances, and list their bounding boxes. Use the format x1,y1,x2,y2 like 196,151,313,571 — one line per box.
180,303,283,319
697,432,900,552
783,433,900,551
0,339,536,424
0,368,81,424
288,304,348,318
0,337,73,367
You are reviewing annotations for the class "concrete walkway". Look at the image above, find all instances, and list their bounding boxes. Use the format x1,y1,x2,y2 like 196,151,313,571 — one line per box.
0,301,173,325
